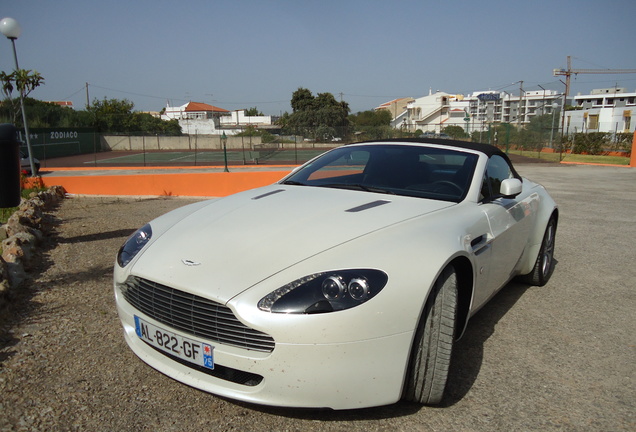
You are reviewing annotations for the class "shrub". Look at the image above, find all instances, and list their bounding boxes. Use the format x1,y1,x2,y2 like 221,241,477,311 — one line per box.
613,132,633,154
571,132,607,155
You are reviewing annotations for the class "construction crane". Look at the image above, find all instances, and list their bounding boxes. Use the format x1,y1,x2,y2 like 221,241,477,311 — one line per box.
552,56,636,135
553,56,636,100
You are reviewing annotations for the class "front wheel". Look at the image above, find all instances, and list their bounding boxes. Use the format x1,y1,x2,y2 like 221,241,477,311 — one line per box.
520,216,557,286
403,265,458,405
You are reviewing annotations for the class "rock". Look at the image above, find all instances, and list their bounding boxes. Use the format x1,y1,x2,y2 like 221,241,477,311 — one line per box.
2,232,38,266
0,255,10,308
0,186,66,307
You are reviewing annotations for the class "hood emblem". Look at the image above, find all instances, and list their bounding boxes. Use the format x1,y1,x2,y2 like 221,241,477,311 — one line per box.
181,259,201,266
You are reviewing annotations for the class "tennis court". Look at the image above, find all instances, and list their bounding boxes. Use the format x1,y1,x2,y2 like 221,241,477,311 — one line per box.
39,148,335,169
97,149,329,165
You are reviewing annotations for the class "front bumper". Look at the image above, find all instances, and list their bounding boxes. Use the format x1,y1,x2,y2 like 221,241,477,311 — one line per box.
115,285,414,410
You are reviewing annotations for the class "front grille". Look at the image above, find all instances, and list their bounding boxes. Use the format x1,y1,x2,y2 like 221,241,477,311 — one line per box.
121,276,275,352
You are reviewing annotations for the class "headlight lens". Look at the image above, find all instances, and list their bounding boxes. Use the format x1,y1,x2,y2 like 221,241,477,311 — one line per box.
117,224,152,267
258,269,388,314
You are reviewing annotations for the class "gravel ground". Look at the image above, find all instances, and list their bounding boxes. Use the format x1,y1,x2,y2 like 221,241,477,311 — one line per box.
0,164,635,431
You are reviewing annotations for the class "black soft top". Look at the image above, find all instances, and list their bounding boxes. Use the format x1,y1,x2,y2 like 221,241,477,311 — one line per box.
358,138,521,178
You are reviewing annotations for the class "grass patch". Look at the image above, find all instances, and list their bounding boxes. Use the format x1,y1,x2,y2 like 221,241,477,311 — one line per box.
0,184,48,224
506,150,630,166
559,153,630,165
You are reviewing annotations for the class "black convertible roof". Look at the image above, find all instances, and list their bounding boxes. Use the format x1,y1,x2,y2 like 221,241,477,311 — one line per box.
357,138,521,178
362,138,505,158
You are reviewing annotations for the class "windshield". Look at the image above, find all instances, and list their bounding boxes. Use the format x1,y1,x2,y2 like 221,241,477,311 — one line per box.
282,144,478,202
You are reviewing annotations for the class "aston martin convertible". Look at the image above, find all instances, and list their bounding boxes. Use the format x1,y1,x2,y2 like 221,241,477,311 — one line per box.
114,138,558,409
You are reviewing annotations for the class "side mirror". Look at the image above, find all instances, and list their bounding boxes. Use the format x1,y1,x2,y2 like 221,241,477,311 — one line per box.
500,178,522,198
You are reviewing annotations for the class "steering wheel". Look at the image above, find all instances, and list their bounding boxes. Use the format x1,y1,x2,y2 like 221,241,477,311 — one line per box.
431,180,463,195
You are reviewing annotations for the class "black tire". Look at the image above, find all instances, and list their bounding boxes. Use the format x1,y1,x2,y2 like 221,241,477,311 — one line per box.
520,216,557,286
403,265,458,405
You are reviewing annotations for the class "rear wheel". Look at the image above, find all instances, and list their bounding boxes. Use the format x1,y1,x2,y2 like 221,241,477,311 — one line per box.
403,265,458,405
520,217,557,286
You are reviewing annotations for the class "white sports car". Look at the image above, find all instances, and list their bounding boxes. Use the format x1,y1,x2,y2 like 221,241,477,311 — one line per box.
114,139,558,410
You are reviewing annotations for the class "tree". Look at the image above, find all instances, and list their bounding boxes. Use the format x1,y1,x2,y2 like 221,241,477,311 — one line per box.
442,125,468,139
518,114,557,152
349,109,392,139
285,88,350,139
0,69,44,126
244,107,263,116
129,112,181,136
290,88,315,112
471,123,518,147
349,110,392,127
86,97,135,132
86,97,181,135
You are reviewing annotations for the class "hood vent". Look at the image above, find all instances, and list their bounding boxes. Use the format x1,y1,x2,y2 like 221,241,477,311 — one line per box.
252,189,285,200
346,200,391,213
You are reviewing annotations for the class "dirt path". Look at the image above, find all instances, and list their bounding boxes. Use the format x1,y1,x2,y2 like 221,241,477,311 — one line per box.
1,164,634,431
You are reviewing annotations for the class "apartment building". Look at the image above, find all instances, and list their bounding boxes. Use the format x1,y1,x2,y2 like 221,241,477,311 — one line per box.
383,89,564,134
564,88,635,134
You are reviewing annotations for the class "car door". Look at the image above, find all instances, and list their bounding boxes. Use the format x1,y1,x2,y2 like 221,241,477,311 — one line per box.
473,155,536,306
466,208,495,311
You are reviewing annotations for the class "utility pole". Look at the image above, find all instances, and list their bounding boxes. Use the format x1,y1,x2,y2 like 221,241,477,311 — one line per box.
517,80,524,130
85,82,90,108
553,56,636,141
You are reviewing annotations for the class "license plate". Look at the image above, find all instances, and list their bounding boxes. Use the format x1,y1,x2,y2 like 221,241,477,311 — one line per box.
134,316,214,369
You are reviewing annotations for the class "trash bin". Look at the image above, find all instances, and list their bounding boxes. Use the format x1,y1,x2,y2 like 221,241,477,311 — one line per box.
0,123,21,208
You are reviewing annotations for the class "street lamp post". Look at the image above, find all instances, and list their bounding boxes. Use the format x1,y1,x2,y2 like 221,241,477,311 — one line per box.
549,102,559,149
0,17,37,176
221,132,229,172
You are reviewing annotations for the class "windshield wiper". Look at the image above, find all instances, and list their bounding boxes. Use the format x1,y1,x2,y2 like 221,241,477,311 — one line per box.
281,180,307,186
318,183,395,195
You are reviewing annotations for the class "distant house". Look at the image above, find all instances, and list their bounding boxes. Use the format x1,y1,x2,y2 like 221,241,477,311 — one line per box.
564,88,635,134
375,97,414,128
47,101,74,108
161,102,230,134
219,109,275,130
402,91,469,134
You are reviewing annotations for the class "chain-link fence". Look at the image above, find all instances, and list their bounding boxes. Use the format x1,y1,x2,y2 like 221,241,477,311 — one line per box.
18,125,632,169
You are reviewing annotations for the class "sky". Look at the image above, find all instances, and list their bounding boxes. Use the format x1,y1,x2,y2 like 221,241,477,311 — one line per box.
1,0,635,116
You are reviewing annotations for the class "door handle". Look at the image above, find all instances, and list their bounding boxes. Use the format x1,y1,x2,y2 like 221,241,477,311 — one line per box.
470,234,492,255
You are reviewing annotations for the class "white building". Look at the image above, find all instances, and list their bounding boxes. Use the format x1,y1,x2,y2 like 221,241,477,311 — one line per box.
465,89,563,134
161,102,277,135
219,110,274,129
385,89,565,134
375,97,414,128
161,102,230,135
396,91,469,133
563,88,635,134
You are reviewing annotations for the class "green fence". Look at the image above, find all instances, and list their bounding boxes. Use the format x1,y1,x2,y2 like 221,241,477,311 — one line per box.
19,128,98,160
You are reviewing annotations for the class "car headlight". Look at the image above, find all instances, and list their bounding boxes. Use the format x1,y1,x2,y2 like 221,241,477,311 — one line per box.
117,224,152,267
258,269,388,314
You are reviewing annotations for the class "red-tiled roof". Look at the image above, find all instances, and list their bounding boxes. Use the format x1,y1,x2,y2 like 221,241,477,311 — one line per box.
185,102,229,113
48,101,73,107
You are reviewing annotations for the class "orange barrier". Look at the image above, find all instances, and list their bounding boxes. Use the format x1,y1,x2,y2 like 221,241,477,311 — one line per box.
27,170,291,197
560,161,633,167
42,165,292,172
631,131,636,167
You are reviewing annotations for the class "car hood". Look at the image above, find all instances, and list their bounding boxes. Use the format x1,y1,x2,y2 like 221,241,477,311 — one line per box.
131,185,454,303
